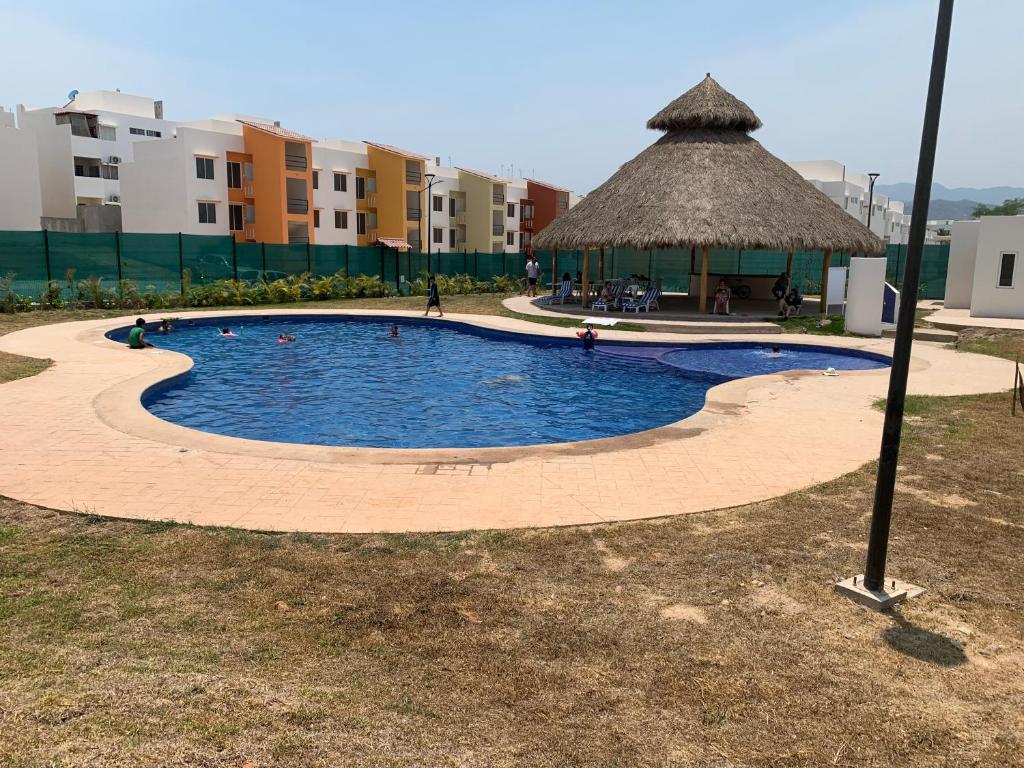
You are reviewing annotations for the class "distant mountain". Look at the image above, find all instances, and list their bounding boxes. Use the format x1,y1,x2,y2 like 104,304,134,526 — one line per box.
915,199,983,220
876,182,1024,207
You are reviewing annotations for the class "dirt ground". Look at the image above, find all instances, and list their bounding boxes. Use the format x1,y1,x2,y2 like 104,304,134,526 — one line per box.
0,313,1022,767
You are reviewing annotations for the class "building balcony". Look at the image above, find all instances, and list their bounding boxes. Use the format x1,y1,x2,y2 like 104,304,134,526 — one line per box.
287,197,309,214
455,212,467,225
520,217,534,230
242,181,256,198
405,171,421,184
285,156,308,172
407,208,422,221
243,225,256,241
492,223,504,236
492,194,505,205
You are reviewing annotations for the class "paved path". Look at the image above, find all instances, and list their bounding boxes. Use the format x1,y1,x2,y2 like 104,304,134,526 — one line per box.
0,310,1011,533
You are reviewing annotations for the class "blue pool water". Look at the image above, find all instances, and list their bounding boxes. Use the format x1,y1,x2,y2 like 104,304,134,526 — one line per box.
110,316,888,449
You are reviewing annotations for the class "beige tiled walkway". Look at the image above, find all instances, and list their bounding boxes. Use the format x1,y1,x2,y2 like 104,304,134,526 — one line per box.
0,310,1011,533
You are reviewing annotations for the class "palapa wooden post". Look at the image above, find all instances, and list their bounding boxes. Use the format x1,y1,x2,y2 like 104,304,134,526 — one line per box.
699,245,709,313
582,247,591,308
786,249,794,277
598,247,605,282
551,247,558,294
820,249,833,315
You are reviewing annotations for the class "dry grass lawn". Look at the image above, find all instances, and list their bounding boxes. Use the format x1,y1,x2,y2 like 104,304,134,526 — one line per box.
0,313,1022,766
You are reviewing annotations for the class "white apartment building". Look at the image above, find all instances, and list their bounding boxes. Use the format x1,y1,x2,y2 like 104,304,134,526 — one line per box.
505,179,529,254
311,140,362,246
422,162,460,254
789,160,911,245
0,108,43,230
14,90,175,227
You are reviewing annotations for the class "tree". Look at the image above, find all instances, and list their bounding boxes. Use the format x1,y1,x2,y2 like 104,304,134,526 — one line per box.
972,197,1024,218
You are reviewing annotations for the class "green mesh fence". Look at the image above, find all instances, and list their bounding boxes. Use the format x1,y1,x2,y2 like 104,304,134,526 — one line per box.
0,232,952,302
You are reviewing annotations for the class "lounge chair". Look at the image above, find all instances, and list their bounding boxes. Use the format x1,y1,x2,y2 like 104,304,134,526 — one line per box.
592,281,626,312
623,284,661,313
537,279,574,305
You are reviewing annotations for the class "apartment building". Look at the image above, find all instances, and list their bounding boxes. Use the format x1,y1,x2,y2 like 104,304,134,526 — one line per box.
121,117,315,245
15,90,175,230
1,88,579,247
789,160,911,245
0,108,43,230
457,168,509,253
526,179,571,242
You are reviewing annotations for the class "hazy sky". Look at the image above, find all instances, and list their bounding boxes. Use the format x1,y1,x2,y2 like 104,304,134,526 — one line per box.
1,0,1020,193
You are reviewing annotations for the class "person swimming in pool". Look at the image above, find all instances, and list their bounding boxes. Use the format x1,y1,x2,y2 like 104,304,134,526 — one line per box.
158,318,174,333
277,334,296,344
576,323,598,352
219,327,237,337
390,325,400,337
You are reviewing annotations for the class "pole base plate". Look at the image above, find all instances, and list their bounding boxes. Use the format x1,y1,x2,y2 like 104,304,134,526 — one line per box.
835,575,926,612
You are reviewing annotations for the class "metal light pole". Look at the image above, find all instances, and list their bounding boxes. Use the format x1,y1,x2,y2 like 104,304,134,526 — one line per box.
838,0,954,609
423,173,440,273
866,172,881,231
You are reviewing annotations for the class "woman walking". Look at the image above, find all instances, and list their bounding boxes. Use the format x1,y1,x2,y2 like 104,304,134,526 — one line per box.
424,275,443,317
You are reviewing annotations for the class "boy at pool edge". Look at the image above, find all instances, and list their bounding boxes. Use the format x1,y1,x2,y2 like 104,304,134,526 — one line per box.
127,318,154,349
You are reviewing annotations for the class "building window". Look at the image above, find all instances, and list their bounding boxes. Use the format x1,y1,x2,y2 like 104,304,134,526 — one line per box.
198,202,216,224
433,227,444,244
334,172,347,192
507,202,515,218
335,210,348,229
146,129,161,137
244,204,255,225
229,204,243,232
98,125,116,141
433,195,444,212
226,161,242,189
355,176,365,200
312,170,319,190
449,229,455,248
243,162,254,182
196,157,215,180
998,252,1016,288
313,209,321,228
356,212,366,235
129,127,145,136
506,231,515,246
449,198,455,218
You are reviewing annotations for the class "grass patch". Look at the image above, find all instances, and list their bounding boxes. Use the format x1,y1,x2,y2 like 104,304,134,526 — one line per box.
954,328,1024,362
776,314,848,335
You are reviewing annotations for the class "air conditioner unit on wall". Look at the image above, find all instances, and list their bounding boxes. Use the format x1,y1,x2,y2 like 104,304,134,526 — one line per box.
108,156,121,164
108,195,120,203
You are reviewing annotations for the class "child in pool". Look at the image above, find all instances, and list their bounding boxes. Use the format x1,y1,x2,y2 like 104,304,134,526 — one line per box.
278,334,296,344
576,323,598,352
390,325,399,337
219,327,237,337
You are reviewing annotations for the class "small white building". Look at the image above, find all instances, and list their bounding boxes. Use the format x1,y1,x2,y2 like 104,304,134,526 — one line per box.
15,90,175,227
944,216,1024,319
421,161,460,254
311,140,364,246
788,160,910,245
0,108,43,230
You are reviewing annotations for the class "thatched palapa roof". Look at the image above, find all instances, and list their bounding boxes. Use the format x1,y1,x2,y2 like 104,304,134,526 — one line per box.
534,74,885,255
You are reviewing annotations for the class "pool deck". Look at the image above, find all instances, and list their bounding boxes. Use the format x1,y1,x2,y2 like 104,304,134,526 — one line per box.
0,310,1012,533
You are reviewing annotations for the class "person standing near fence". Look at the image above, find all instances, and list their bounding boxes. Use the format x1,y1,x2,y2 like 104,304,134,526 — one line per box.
524,255,541,297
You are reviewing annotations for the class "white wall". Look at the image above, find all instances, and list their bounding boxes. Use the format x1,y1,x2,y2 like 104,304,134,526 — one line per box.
790,160,846,183
120,126,242,235
970,216,1024,319
944,220,979,309
505,180,527,253
0,122,43,229
312,142,364,246
421,163,459,254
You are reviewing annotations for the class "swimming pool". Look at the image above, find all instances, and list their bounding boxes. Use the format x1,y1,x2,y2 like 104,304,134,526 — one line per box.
110,316,889,449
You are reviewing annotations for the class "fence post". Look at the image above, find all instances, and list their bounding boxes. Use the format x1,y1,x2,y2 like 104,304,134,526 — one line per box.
379,245,385,293
261,241,267,281
115,230,123,284
306,241,312,275
231,237,238,281
42,229,51,285
345,244,350,276
467,250,471,275
178,232,185,296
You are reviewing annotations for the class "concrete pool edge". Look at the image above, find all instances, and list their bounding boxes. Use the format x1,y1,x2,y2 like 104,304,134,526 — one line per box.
92,311,890,465
0,309,1013,533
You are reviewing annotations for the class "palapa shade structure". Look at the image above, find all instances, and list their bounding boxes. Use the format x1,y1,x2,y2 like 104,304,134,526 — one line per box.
534,74,886,311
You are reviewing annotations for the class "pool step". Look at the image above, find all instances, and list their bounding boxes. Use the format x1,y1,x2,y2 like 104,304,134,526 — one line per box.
882,326,958,343
640,321,782,335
